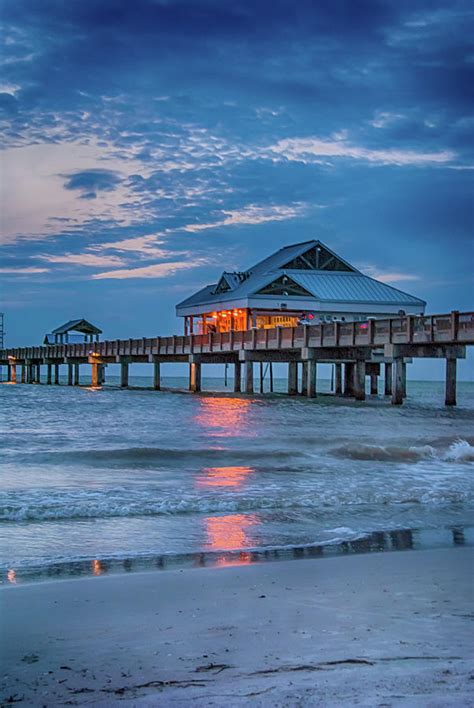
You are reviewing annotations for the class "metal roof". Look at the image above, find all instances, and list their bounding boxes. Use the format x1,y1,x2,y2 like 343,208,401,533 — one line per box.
51,319,102,335
289,272,425,306
176,240,426,313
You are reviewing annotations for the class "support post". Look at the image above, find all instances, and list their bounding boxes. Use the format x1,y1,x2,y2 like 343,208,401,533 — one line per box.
91,362,100,388
343,362,354,397
445,358,457,406
353,360,366,401
260,361,264,394
335,363,342,395
402,362,407,398
99,365,106,384
73,363,80,386
120,361,129,388
234,362,241,393
301,361,308,396
370,373,378,395
288,361,298,395
269,362,274,393
47,364,52,385
27,362,34,384
189,361,201,392
10,365,17,384
307,361,317,398
391,357,404,405
245,361,254,394
36,364,41,383
153,362,161,390
21,365,26,384
68,364,73,386
54,364,59,385
384,363,392,396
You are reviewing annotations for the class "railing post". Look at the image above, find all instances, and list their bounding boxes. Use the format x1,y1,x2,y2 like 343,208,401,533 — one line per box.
334,322,340,346
251,329,257,349
407,316,414,343
450,311,459,341
367,319,374,345
276,326,282,349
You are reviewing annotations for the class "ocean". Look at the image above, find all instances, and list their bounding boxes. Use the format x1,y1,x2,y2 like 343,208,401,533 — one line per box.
1,376,473,583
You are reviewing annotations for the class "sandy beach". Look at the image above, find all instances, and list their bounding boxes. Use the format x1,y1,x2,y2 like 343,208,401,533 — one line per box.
1,547,473,706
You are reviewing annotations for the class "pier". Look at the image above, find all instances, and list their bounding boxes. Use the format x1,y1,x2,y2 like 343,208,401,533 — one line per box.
1,310,473,406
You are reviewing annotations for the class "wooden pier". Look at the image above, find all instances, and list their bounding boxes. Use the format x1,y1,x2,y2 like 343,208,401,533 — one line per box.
1,311,473,406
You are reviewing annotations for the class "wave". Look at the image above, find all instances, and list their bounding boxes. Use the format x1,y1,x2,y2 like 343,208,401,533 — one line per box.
2,487,473,522
9,446,310,467
331,439,474,463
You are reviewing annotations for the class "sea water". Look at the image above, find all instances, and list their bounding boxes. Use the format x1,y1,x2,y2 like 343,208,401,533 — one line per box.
1,376,473,582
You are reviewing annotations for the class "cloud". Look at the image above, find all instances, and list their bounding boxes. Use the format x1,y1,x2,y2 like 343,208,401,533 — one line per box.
360,264,421,284
183,203,306,233
92,260,206,280
0,266,49,274
267,136,456,166
62,168,122,194
95,234,171,257
38,253,125,267
369,111,406,129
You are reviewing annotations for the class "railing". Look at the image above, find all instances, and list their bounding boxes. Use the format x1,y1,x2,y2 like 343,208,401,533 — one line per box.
1,311,473,362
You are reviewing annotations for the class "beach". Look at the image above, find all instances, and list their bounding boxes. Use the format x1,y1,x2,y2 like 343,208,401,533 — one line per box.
1,547,473,706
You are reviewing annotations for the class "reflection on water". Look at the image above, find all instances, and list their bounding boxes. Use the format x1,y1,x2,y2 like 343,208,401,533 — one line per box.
2,525,472,584
204,514,259,551
92,559,103,576
196,465,253,488
193,397,252,437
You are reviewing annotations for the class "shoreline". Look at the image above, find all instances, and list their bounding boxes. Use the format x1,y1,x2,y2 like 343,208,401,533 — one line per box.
3,524,473,586
2,546,473,706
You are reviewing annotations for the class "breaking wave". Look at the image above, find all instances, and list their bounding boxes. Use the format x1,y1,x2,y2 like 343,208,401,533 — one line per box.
332,439,474,463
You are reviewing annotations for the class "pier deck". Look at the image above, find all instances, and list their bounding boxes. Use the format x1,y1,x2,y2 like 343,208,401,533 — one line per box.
1,311,473,405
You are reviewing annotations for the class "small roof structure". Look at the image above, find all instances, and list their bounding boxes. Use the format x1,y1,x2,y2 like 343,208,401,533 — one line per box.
51,319,102,336
176,239,426,317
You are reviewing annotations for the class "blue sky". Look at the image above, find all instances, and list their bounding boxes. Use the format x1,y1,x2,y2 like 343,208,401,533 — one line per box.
1,0,473,377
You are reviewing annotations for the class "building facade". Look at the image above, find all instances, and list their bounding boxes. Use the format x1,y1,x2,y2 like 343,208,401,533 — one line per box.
176,240,426,334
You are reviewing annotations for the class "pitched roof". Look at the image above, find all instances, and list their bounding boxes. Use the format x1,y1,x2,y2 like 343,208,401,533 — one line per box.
176,240,426,311
51,319,102,335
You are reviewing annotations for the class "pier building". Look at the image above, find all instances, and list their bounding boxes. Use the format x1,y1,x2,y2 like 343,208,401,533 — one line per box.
43,319,102,345
176,240,426,335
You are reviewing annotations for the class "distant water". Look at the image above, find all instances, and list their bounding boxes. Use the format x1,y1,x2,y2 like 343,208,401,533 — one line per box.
1,376,473,583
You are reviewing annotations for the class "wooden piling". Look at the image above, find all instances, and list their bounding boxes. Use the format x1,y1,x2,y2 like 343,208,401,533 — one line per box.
370,373,378,395
288,361,297,395
259,362,264,394
384,363,392,396
67,364,73,386
190,362,201,392
335,363,342,395
391,357,404,405
445,358,457,406
153,362,161,390
47,364,52,385
91,363,100,388
245,361,254,394
73,363,80,386
120,361,129,388
354,360,366,401
21,365,26,384
234,362,241,393
269,362,274,393
343,362,354,397
54,364,59,385
10,365,17,384
301,361,308,396
307,361,317,398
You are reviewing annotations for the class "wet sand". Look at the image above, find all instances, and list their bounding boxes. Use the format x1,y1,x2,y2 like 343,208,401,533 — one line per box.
1,547,473,706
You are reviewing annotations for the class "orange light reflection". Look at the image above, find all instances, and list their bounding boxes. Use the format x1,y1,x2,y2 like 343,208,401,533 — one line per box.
196,465,253,488
7,569,16,584
194,397,251,438
92,559,103,576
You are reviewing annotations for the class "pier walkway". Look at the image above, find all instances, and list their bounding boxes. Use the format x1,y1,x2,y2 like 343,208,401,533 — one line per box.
1,311,473,406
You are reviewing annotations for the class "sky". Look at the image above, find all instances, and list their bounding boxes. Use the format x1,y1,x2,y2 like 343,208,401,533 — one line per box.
0,0,473,378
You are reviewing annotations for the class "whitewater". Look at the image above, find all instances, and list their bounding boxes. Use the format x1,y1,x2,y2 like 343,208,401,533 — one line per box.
1,376,473,582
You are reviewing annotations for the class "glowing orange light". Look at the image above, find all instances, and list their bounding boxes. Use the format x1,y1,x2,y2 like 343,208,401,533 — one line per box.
193,397,252,437
222,312,227,317
212,313,218,319
7,569,16,584
196,465,253,488
92,559,103,576
204,514,258,551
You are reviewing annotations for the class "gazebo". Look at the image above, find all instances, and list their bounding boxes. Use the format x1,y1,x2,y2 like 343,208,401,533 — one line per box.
43,319,102,345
